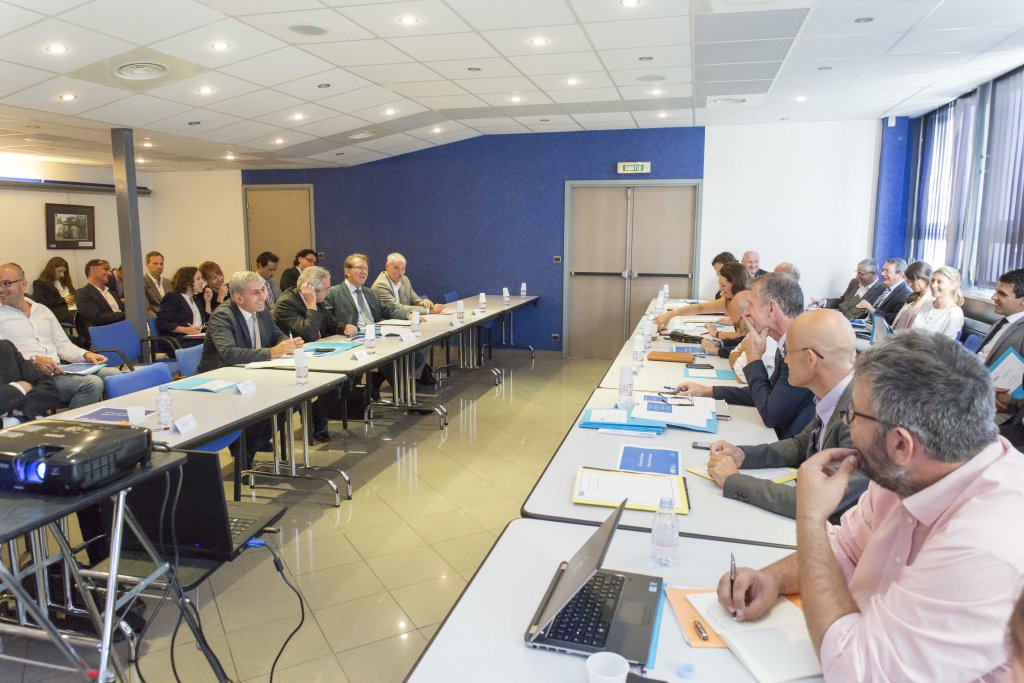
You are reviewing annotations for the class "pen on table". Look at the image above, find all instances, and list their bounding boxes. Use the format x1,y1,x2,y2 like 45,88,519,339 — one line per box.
729,552,737,617
693,619,709,641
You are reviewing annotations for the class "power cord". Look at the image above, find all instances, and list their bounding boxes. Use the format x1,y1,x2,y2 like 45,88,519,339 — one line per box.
247,538,306,683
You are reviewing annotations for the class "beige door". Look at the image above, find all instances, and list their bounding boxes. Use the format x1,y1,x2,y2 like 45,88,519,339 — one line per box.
567,184,697,359
243,186,315,272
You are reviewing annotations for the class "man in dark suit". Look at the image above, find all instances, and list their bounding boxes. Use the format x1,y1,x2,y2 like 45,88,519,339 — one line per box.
704,309,866,521
278,249,317,292
678,273,816,439
323,253,408,334
813,258,886,320
853,258,911,326
75,259,125,336
254,251,282,308
198,271,301,465
741,250,769,278
976,269,1024,418
142,251,171,317
0,338,60,422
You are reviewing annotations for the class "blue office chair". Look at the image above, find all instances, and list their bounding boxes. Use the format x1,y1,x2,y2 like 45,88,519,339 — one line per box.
963,333,982,353
175,344,203,378
89,320,180,374
103,363,173,398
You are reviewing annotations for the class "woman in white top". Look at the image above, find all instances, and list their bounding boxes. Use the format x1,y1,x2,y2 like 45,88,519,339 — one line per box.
910,265,965,338
892,260,934,330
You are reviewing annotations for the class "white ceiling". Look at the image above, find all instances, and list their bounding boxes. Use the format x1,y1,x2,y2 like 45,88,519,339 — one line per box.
0,0,1021,171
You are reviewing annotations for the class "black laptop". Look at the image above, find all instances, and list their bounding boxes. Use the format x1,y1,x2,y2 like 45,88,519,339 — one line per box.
524,501,663,666
121,452,285,561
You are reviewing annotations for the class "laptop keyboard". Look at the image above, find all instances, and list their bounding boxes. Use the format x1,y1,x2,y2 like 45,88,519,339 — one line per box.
546,572,623,647
228,516,257,541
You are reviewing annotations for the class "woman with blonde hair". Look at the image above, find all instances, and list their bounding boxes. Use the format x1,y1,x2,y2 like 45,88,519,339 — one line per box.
910,265,965,338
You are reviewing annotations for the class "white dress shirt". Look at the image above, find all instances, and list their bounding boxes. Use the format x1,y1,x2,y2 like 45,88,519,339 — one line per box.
0,298,88,363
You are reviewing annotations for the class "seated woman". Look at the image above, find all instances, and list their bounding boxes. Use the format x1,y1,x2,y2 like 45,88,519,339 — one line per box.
892,260,933,330
32,256,77,327
910,265,965,338
657,262,753,330
157,266,208,346
195,261,227,318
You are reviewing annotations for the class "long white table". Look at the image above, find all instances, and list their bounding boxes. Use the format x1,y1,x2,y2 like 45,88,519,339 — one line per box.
407,518,817,683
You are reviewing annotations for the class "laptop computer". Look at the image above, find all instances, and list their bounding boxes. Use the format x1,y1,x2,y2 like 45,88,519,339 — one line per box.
524,500,663,665
120,452,285,561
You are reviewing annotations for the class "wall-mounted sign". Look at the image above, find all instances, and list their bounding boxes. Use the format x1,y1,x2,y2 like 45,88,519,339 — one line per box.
617,162,651,174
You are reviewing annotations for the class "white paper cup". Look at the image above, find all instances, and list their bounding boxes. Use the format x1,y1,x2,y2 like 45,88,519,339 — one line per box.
126,406,146,426
586,651,629,683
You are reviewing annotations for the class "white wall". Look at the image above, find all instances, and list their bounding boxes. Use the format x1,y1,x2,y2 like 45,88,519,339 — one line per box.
699,120,881,301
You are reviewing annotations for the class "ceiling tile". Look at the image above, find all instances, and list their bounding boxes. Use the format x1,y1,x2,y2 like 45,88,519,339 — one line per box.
78,93,191,127
259,102,343,129
200,0,323,14
277,137,342,156
389,80,466,97
292,113,370,137
351,98,427,123
693,80,772,97
0,3,44,37
304,39,413,67
621,96,690,111
404,119,468,137
695,62,780,83
778,57,876,79
892,28,1019,56
457,115,518,126
867,52,977,75
220,47,335,87
598,45,689,71
425,57,522,79
509,51,604,76
208,89,304,118
513,113,574,125
413,93,488,108
61,0,223,45
320,84,401,112
454,75,536,94
633,108,692,122
383,139,434,155
388,33,499,61
617,84,689,99
800,1,936,38
531,71,614,91
145,108,244,136
787,32,902,61
431,128,481,144
340,151,390,165
472,125,529,134
548,87,621,103
0,61,55,98
272,67,372,101
578,120,637,130
584,17,690,50
572,111,635,123
240,9,373,44
150,18,288,69
1,75,130,115
569,0,689,22
338,0,472,37
3,0,88,14
240,129,316,150
526,122,582,132
696,39,791,65
993,28,1024,51
0,19,135,72
355,132,418,151
200,119,280,144
347,62,444,83
145,71,261,106
769,77,854,98
636,116,692,128
305,144,372,163
480,25,592,57
695,8,807,43
612,66,692,86
445,0,576,30
479,90,552,106
915,0,1024,31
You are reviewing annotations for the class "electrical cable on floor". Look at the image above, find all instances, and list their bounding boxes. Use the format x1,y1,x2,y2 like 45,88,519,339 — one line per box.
250,539,306,683
132,470,177,683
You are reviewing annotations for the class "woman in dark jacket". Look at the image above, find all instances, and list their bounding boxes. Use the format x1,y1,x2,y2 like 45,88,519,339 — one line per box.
157,267,208,347
32,257,77,326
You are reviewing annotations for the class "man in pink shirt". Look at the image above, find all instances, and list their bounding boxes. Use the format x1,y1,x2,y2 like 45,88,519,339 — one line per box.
718,330,1024,682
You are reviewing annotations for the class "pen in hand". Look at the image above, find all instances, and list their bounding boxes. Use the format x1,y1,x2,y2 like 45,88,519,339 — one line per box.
729,552,737,617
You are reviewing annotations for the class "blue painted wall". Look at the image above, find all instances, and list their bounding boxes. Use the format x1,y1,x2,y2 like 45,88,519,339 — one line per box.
243,127,705,351
872,116,915,262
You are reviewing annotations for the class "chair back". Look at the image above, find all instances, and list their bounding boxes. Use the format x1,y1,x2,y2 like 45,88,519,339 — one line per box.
443,290,460,304
89,320,142,366
175,344,203,377
963,333,982,353
103,363,173,398
147,317,159,338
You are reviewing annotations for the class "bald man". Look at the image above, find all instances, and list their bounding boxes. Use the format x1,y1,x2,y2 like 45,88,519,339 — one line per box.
742,250,768,278
704,309,867,521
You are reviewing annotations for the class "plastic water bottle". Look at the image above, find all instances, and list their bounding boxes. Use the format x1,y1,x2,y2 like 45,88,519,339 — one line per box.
478,292,487,311
520,282,527,299
645,318,656,349
633,333,645,373
294,346,308,385
364,325,376,355
617,364,633,409
662,284,670,298
502,287,510,306
155,385,173,430
456,300,465,323
411,310,420,333
655,295,665,315
651,496,679,567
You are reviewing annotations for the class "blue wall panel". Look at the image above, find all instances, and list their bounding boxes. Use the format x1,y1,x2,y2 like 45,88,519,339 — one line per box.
243,127,704,351
873,117,915,262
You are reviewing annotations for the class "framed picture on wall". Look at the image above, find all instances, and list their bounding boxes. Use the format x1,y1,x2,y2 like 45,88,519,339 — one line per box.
46,203,95,249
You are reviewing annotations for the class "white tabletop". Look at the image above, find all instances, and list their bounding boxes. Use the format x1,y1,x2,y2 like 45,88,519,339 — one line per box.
408,518,817,683
522,387,796,548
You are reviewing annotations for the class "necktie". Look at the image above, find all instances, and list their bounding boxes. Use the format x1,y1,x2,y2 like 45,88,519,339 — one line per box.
980,317,1007,354
354,288,372,325
264,280,275,306
810,418,824,453
249,316,261,348
873,287,891,308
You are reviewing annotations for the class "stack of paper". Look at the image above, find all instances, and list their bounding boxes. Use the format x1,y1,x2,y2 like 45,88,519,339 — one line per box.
579,408,666,435
631,394,718,433
572,466,689,513
167,377,239,393
61,363,105,375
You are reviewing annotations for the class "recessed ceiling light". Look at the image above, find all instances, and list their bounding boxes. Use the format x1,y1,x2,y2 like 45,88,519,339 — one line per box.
657,112,668,118
384,108,396,116
289,113,305,121
348,131,375,139
187,121,201,126
136,158,145,163
509,95,522,103
620,0,641,6
58,93,76,101
197,86,214,95
142,141,153,148
637,74,665,82
289,24,328,36
566,77,580,86
398,15,418,25
45,43,67,54
780,117,790,121
528,37,549,47
651,88,663,95
854,17,874,23
539,118,550,122
709,97,746,105
638,56,653,62
794,95,807,102
272,138,285,144
212,41,230,51
432,127,442,133
467,67,482,72
225,153,235,160
317,83,331,89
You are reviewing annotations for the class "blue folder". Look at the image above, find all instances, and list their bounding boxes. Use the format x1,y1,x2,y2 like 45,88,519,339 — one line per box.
682,367,736,381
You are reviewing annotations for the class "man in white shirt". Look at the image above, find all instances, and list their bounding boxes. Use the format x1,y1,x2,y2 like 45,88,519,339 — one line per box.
74,259,125,333
0,263,116,408
254,251,281,308
143,251,171,317
370,252,443,315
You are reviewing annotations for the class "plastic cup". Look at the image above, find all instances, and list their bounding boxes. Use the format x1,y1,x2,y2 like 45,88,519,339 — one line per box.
126,406,146,425
586,651,629,683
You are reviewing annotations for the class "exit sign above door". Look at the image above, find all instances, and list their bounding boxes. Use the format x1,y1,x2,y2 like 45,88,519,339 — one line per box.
617,162,651,174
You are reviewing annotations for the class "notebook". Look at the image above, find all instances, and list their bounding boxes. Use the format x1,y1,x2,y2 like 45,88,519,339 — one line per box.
524,501,664,666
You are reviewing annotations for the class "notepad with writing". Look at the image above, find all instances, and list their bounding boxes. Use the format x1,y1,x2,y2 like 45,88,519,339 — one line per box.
572,466,689,514
686,592,820,683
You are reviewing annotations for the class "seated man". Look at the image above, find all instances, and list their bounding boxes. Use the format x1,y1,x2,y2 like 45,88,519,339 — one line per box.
198,271,301,465
371,252,444,315
0,338,60,423
853,257,910,326
772,262,800,280
0,263,117,409
704,309,866,521
741,250,768,278
678,273,815,439
719,331,1024,682
255,251,281,308
279,248,317,292
143,251,171,317
273,266,339,442
75,259,125,333
812,258,885,320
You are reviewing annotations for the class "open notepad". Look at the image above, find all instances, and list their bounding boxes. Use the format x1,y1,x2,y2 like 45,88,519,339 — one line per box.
686,592,821,683
572,466,689,514
686,465,797,484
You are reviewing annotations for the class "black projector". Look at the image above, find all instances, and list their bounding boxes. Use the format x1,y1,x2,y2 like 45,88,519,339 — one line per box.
0,420,152,494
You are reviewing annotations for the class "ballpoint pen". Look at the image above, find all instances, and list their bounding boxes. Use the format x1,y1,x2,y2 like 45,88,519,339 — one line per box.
729,552,737,617
693,619,709,641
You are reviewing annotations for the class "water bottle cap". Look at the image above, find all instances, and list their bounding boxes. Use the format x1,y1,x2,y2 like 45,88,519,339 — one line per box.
659,496,674,509
159,384,168,392
676,662,696,678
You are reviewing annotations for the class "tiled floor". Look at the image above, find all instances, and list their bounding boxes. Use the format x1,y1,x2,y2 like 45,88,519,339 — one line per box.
5,350,608,682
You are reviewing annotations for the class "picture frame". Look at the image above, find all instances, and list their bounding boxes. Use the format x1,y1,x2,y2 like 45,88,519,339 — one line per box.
46,203,95,250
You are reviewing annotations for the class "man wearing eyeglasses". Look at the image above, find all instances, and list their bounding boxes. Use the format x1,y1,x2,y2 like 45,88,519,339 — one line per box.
719,331,1024,682
703,309,866,520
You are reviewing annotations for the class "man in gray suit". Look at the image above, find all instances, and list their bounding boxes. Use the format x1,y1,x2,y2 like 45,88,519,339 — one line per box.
324,253,409,335
812,258,885,320
704,309,867,521
371,252,443,315
979,269,1024,415
143,251,172,317
255,251,282,308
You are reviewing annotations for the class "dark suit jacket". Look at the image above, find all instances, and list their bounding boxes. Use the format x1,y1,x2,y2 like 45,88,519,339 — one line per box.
872,280,912,326
712,345,816,439
980,317,1024,369
31,279,74,326
0,340,60,420
723,380,867,522
75,283,125,328
323,282,403,333
825,278,886,320
273,288,335,342
156,291,208,341
197,302,287,373
279,267,300,292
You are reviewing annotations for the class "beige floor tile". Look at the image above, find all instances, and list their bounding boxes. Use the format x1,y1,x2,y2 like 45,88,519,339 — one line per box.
489,472,543,501
292,561,385,610
137,583,222,653
384,490,459,521
206,548,286,596
432,531,498,573
242,655,349,683
315,592,415,653
407,509,486,544
462,499,522,532
215,573,303,633
418,623,440,642
364,474,435,501
464,455,530,480
439,480,513,509
345,521,426,559
366,545,457,590
134,630,238,683
324,499,404,534
335,631,426,683
415,464,484,490
224,614,333,681
276,532,362,576
389,575,468,628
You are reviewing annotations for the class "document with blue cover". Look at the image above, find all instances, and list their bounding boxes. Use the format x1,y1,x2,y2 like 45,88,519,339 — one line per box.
631,394,718,433
618,445,680,475
579,408,666,435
